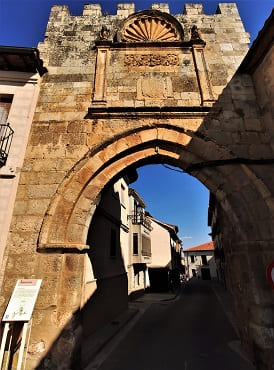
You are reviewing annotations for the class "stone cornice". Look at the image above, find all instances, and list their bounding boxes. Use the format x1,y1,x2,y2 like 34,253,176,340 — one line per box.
86,106,211,119
37,243,89,252
95,40,206,49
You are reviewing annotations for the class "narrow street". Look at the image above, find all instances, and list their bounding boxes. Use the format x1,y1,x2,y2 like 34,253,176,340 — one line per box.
95,280,254,370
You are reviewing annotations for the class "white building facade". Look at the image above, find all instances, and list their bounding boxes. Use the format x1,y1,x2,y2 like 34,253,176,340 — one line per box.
184,241,217,280
0,47,46,289
147,215,182,291
128,188,152,296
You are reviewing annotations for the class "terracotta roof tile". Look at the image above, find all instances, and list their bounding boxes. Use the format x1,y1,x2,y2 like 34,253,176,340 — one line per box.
183,241,214,252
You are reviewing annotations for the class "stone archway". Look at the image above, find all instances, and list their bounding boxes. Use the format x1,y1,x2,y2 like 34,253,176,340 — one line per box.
2,119,273,369
33,123,273,368
39,119,273,247
31,120,268,368
39,124,262,251
0,3,273,369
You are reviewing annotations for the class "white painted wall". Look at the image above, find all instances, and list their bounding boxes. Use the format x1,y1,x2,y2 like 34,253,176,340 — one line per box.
149,219,171,268
185,251,217,280
0,71,40,289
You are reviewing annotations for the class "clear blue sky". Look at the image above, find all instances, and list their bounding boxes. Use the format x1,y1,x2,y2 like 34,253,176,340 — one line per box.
0,0,273,248
132,165,211,249
0,0,273,46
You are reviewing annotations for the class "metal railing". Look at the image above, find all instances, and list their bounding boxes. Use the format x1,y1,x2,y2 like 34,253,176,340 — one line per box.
128,213,153,231
0,123,14,167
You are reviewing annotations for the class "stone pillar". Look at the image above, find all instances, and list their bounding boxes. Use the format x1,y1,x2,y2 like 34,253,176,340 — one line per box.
192,45,215,106
92,43,110,104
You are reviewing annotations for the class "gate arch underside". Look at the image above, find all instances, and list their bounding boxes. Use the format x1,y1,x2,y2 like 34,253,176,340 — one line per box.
38,124,273,251
35,123,274,368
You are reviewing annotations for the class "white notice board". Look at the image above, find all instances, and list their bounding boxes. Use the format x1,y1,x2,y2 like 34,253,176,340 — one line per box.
2,279,42,322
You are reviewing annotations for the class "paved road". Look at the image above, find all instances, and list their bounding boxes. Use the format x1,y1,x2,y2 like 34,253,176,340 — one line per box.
98,280,254,370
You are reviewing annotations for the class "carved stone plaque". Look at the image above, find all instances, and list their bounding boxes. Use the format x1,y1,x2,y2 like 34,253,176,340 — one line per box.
124,54,179,67
137,74,173,99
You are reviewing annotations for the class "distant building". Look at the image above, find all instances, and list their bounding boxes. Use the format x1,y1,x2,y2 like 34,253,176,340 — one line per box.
81,173,153,336
208,192,228,289
82,177,132,336
128,188,152,296
184,241,217,280
147,215,182,291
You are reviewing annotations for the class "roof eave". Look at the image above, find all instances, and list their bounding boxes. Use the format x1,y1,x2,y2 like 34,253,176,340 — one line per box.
0,46,47,76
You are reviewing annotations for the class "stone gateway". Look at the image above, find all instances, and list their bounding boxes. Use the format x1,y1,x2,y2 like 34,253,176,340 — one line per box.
0,3,273,369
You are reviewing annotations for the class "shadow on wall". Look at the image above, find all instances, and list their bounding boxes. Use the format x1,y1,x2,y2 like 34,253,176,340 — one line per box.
82,183,128,337
38,183,128,369
35,66,273,368
148,264,181,293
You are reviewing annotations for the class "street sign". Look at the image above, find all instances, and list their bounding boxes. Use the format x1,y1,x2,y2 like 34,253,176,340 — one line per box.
266,261,274,289
2,279,42,321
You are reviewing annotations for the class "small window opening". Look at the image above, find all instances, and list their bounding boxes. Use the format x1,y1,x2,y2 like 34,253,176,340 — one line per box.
133,233,138,254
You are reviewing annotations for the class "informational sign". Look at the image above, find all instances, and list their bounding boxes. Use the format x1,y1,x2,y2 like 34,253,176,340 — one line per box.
2,279,42,322
266,261,274,289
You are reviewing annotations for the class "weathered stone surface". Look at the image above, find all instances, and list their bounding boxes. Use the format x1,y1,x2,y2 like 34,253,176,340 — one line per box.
1,3,274,370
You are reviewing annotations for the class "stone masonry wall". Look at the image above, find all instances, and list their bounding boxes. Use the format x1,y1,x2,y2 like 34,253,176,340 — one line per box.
1,3,274,369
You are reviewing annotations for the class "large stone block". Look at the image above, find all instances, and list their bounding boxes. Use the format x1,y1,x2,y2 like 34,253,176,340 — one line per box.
2,4,273,370
83,4,102,16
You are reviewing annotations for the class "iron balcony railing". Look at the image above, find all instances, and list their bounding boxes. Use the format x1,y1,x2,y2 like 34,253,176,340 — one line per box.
128,213,153,231
0,123,14,167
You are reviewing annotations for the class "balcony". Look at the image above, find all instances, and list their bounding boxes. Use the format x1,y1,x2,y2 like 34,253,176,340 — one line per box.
128,213,153,231
0,123,14,167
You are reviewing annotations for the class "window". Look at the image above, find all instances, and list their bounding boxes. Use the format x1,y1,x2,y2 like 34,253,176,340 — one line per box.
141,235,151,256
0,95,14,167
133,233,138,254
0,95,13,124
135,272,140,286
190,255,195,263
121,184,126,206
134,200,137,214
110,229,117,257
201,255,207,265
134,200,138,221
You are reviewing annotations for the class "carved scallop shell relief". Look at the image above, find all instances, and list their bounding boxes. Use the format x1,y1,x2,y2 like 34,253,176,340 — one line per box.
121,16,181,42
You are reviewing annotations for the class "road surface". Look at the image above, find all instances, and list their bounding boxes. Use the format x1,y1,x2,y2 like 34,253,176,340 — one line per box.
97,280,254,370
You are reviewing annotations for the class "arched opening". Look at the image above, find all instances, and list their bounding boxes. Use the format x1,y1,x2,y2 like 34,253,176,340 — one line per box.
35,126,273,368
80,162,212,339
2,3,273,369
39,124,267,250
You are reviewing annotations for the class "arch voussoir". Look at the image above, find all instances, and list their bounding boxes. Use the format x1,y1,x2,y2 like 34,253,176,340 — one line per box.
39,124,273,253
